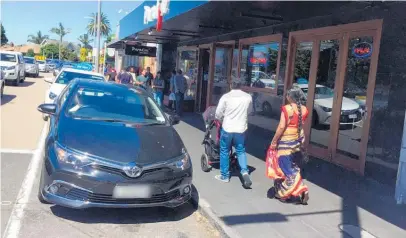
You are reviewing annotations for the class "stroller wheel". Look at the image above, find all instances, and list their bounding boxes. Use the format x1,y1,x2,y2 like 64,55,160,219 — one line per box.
201,153,212,172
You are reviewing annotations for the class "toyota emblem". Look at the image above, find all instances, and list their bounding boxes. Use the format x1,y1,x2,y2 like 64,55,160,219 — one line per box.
123,163,142,178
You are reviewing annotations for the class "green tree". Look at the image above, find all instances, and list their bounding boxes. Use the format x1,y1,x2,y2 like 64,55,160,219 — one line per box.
41,44,59,59
86,12,111,37
27,31,49,44
1,24,8,46
50,23,71,60
105,34,115,44
26,49,35,57
78,34,93,49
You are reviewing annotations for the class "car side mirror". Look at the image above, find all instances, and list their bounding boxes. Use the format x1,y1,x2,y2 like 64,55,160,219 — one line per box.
37,103,57,115
44,77,53,83
169,115,180,125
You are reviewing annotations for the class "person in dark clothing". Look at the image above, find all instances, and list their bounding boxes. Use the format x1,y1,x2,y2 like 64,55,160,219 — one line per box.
107,68,117,82
117,68,133,85
144,67,154,87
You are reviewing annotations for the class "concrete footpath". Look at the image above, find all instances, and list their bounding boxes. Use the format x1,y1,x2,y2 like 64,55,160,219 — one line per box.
172,113,406,238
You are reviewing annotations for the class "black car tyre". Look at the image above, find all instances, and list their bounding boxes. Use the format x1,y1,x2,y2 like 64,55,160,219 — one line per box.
262,102,272,117
201,153,211,172
312,110,319,127
13,74,20,86
37,168,51,204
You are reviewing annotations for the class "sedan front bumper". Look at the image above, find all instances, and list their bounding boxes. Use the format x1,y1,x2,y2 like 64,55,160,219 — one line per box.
39,157,193,209
3,71,18,80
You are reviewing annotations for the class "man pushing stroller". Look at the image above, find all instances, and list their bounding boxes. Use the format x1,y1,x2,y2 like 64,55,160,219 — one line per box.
214,78,253,188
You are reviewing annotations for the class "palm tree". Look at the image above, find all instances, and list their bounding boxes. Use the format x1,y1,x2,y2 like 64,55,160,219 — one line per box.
78,34,93,49
86,12,112,37
50,22,70,60
105,34,115,44
27,31,49,44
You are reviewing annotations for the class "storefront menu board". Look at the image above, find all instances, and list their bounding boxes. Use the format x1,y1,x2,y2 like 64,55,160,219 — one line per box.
125,45,157,57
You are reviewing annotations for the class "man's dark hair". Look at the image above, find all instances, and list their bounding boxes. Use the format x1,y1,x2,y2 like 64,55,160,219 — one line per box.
177,69,182,74
231,78,243,89
172,69,176,74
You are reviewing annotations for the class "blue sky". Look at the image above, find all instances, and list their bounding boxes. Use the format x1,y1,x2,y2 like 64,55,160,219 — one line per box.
1,1,143,45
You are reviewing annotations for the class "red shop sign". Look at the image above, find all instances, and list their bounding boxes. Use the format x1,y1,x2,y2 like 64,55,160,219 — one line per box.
249,57,267,65
352,42,373,58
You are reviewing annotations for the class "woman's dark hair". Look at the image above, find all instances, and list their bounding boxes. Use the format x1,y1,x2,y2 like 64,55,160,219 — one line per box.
287,84,306,140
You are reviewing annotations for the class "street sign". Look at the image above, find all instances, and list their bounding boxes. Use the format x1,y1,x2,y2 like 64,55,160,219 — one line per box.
35,55,46,61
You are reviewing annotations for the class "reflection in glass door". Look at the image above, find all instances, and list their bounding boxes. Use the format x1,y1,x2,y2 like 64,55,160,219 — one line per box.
211,48,231,105
308,39,340,155
335,36,373,160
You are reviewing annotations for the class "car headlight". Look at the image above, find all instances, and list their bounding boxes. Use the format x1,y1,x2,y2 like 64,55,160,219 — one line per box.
320,106,332,112
49,92,57,99
7,66,15,70
170,148,191,170
54,142,92,170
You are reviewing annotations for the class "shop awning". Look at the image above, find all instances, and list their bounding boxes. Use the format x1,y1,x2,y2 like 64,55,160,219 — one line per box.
119,1,209,41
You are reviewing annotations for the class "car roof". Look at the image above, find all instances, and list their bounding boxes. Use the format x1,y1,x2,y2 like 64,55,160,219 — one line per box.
0,51,22,55
61,67,103,77
71,79,149,96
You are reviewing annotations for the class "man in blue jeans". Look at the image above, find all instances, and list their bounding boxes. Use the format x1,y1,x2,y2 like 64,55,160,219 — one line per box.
215,79,253,188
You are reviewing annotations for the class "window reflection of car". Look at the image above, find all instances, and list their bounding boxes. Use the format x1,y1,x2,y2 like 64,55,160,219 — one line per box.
299,84,362,126
36,79,191,209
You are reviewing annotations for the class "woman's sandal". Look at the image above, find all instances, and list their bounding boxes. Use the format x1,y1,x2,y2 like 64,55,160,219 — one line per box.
300,191,309,205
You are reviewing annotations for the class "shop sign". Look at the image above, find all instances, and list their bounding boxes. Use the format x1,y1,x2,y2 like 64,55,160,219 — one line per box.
249,57,267,66
125,45,157,57
144,0,170,31
352,42,373,58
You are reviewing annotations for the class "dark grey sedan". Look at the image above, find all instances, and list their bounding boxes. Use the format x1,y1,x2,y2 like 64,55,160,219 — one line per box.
37,79,192,209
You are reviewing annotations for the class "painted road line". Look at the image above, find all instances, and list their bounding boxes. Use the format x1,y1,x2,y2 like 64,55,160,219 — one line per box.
0,149,34,154
2,123,47,238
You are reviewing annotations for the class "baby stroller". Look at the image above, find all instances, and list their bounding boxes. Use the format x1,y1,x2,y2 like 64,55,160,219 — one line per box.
201,106,239,172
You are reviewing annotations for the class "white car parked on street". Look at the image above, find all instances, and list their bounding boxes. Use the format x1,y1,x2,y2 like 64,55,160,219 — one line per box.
24,57,39,77
38,60,50,72
0,51,26,86
43,68,105,120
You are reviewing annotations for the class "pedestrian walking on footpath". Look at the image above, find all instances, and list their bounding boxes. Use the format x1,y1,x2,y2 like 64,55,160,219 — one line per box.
152,71,165,107
172,69,188,116
269,84,310,204
144,66,154,87
117,68,133,85
214,78,253,188
168,70,177,111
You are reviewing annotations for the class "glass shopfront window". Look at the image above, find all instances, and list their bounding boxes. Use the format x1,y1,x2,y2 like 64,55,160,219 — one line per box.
240,42,280,92
211,48,231,105
178,51,198,101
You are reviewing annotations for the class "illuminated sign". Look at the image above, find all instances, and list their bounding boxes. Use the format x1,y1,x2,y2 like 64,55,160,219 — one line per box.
353,42,373,58
73,63,93,71
249,57,267,65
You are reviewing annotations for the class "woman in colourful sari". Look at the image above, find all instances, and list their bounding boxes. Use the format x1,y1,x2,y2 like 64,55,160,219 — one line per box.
270,84,309,204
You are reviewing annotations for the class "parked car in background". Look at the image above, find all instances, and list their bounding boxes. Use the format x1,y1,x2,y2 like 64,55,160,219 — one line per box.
0,51,26,86
53,63,73,76
24,57,39,77
0,69,5,98
38,60,50,72
43,67,104,120
37,79,191,209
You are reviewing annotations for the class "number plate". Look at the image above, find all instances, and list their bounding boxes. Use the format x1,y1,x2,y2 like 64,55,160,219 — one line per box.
349,114,357,119
112,185,152,199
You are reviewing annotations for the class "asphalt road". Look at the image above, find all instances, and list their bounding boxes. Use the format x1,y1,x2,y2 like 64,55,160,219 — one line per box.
0,73,220,238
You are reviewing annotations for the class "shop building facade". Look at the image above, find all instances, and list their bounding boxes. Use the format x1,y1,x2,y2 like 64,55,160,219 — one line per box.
117,1,406,201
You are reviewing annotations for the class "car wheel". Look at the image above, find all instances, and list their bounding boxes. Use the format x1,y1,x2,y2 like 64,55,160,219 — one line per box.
262,102,272,117
37,168,51,204
312,110,319,127
1,83,4,98
13,74,20,86
201,153,211,172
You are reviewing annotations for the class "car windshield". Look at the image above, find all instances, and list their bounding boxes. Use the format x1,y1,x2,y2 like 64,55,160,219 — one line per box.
24,58,35,64
1,54,17,62
38,61,45,64
55,71,104,84
301,86,334,99
66,87,166,124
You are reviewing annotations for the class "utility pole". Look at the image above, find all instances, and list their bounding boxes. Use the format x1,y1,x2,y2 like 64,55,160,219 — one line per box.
94,0,102,73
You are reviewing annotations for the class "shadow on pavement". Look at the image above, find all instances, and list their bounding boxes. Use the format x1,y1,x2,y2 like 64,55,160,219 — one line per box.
50,202,197,224
19,81,35,87
177,112,406,234
1,94,16,105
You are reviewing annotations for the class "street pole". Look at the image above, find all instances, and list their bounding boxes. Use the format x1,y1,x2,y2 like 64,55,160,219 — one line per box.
94,0,102,73
102,42,107,75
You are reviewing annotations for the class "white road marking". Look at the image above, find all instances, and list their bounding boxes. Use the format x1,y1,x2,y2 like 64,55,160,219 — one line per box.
0,149,34,155
2,123,47,238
